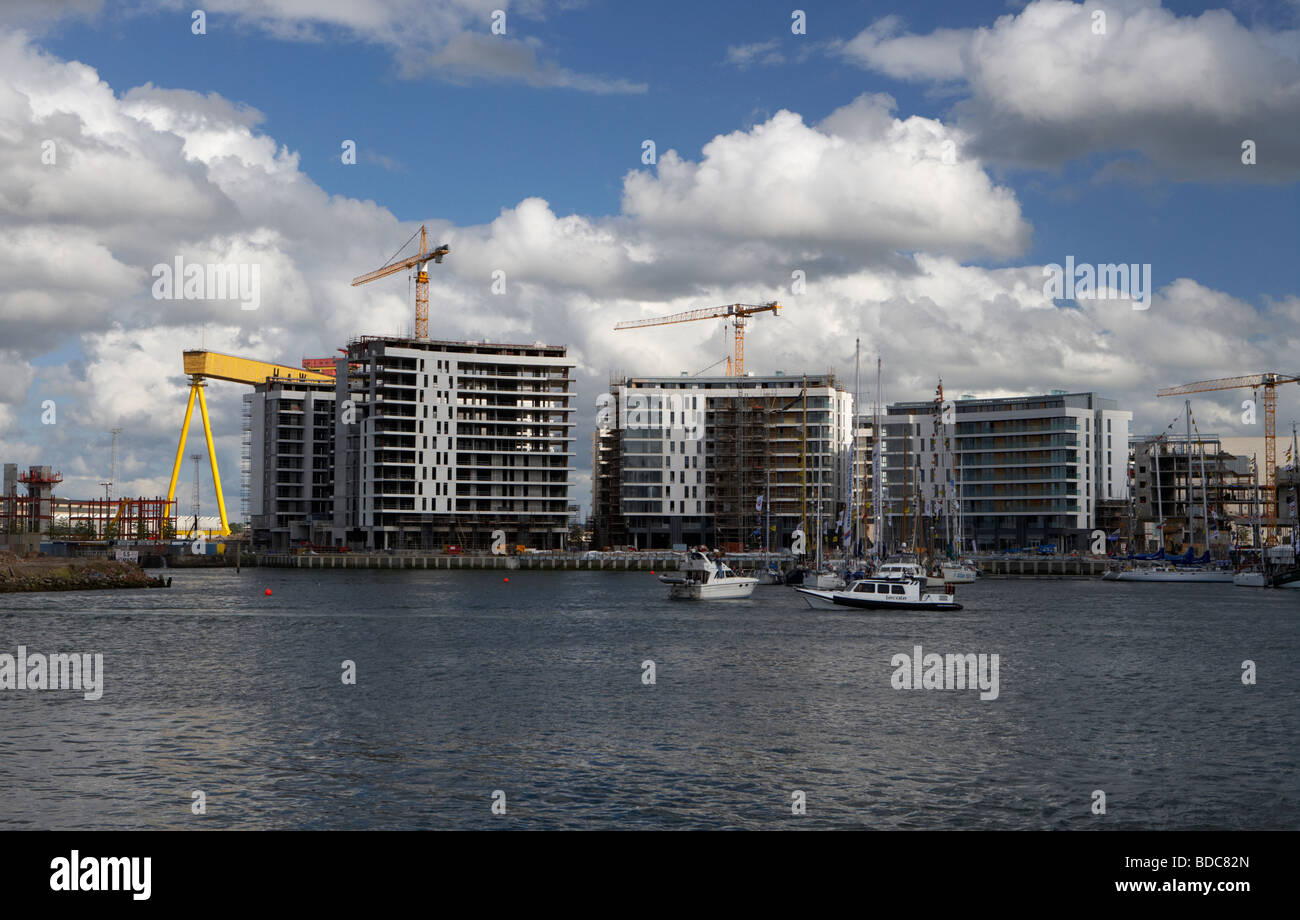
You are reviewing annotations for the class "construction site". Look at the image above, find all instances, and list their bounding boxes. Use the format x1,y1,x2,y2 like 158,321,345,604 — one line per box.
592,372,855,551
0,464,173,554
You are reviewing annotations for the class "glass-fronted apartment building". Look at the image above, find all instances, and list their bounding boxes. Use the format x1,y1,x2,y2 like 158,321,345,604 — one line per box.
882,391,1131,552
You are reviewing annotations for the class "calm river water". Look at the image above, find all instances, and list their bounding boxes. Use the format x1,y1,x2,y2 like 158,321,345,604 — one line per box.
1,569,1295,829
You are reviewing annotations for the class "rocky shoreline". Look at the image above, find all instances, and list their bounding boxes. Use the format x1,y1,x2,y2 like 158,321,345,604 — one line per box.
0,552,171,593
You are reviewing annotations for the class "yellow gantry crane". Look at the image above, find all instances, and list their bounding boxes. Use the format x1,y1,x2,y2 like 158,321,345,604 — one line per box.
614,302,781,376
167,350,333,536
1158,372,1300,537
351,225,450,341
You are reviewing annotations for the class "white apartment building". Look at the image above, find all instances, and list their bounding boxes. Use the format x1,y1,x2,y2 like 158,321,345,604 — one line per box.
331,336,575,550
245,377,337,552
882,391,1131,552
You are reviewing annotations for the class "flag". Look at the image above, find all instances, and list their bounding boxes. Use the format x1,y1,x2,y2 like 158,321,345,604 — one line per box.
755,494,763,513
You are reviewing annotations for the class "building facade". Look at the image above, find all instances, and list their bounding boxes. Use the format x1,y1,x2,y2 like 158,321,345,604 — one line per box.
330,336,575,550
245,377,337,552
593,374,854,551
881,391,1132,552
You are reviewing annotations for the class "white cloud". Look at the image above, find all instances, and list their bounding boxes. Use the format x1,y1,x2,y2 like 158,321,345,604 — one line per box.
725,40,786,69
1,1,646,94
622,94,1031,262
836,0,1300,179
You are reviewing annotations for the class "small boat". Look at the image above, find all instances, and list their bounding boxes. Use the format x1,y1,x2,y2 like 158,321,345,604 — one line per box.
941,561,979,584
1233,569,1268,587
797,576,962,611
756,561,786,585
810,570,846,589
1101,562,1234,583
877,556,934,587
659,549,757,600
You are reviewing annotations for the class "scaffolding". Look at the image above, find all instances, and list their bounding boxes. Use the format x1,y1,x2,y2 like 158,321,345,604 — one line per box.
1132,435,1255,549
711,376,839,552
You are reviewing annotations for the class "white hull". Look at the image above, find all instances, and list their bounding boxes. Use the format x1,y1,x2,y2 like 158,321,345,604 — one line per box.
799,590,839,610
669,579,757,600
1233,571,1300,588
1105,568,1234,583
941,565,978,584
797,575,963,611
796,587,962,611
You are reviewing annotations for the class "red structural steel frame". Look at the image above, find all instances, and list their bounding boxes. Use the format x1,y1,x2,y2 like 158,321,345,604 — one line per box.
1,496,173,540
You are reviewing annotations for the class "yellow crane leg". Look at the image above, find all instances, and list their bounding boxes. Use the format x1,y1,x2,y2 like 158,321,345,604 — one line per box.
166,383,199,519
196,385,231,535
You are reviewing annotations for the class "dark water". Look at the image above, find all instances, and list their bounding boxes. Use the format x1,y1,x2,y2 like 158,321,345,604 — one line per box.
0,569,1296,830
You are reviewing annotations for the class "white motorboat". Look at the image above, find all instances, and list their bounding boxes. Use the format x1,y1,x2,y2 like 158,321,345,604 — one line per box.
877,557,930,585
941,561,979,584
797,576,962,611
659,549,758,600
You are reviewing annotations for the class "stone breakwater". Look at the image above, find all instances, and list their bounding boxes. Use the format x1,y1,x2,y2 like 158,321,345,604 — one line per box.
0,552,170,593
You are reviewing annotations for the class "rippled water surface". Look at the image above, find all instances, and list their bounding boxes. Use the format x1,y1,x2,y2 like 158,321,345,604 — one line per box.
1,569,1296,829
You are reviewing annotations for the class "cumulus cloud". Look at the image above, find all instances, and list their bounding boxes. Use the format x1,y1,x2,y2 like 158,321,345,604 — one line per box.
836,0,1300,179
622,94,1031,263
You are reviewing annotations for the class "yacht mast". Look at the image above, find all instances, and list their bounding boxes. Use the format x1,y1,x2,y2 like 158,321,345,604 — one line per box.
1197,415,1209,557
1185,400,1195,552
874,356,883,560
853,338,860,560
1252,454,1261,550
1154,438,1164,551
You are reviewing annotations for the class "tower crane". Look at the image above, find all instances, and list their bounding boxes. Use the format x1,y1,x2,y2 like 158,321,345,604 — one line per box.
614,302,781,377
351,225,449,341
1157,372,1300,538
